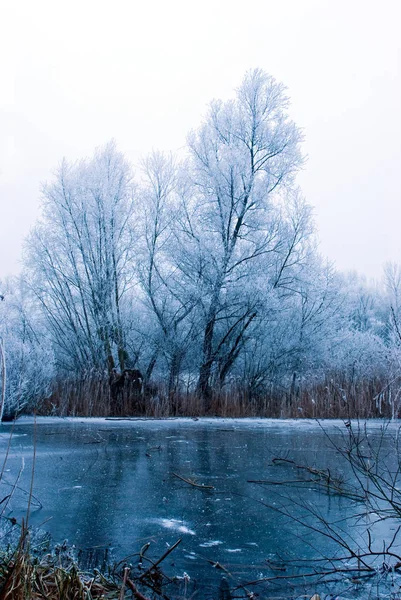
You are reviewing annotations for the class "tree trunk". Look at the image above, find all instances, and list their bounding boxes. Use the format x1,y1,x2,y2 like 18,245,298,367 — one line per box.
168,350,182,398
197,315,216,407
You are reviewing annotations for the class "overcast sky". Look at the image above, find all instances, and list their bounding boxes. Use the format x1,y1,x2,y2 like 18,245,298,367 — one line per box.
1,0,400,281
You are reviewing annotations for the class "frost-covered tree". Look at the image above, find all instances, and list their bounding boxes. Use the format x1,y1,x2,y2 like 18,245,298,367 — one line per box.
26,142,136,374
178,69,311,401
0,278,52,419
384,262,401,349
230,259,342,396
136,151,199,394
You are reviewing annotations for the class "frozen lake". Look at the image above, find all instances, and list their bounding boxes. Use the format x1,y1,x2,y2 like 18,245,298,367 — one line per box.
1,417,400,598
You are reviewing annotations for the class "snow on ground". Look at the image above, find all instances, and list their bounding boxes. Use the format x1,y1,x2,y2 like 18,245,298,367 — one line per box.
6,415,401,432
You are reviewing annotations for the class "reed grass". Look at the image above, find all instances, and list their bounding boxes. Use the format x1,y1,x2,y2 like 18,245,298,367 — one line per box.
0,523,171,600
0,523,116,599
34,372,400,419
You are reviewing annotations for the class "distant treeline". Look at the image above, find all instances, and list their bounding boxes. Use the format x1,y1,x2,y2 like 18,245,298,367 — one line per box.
1,70,401,419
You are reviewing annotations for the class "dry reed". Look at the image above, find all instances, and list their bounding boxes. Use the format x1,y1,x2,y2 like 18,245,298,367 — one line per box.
35,372,400,420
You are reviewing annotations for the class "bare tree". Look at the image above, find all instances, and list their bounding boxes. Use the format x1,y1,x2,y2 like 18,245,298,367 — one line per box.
138,151,199,396
26,142,136,375
384,262,401,347
179,69,310,403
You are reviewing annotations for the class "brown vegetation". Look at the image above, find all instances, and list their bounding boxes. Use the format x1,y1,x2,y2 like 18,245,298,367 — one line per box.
0,523,185,600
34,372,400,420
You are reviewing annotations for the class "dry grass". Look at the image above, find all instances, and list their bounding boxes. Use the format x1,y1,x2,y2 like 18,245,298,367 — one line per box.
0,525,119,600
0,523,180,600
34,372,400,420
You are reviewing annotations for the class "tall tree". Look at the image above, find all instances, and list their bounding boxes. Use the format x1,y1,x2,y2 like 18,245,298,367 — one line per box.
179,69,309,402
137,151,199,395
26,142,136,374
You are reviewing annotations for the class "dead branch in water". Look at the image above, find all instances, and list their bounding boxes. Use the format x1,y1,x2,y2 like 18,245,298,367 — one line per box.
119,566,129,600
172,472,214,489
252,456,365,501
139,538,182,581
126,578,151,600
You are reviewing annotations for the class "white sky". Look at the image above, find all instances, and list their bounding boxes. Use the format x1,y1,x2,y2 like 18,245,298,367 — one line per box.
1,0,400,280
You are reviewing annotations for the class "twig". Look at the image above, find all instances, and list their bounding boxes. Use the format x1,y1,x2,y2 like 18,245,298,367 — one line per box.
139,538,181,580
119,566,129,600
126,579,152,600
1,479,43,508
25,413,38,528
172,472,214,489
